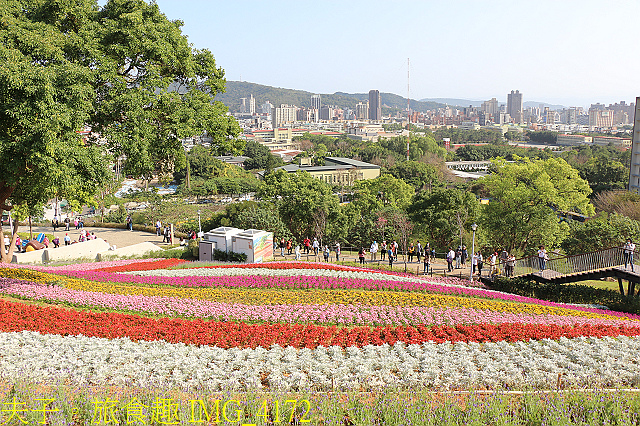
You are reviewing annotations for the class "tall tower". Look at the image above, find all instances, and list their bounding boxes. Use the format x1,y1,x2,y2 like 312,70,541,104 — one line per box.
368,89,381,121
629,97,640,193
249,94,255,115
507,90,523,123
311,94,321,110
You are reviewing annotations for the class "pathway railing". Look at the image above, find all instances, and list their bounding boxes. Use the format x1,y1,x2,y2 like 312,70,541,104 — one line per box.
510,246,640,279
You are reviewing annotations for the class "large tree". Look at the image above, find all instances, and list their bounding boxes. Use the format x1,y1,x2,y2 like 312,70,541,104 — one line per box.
479,157,594,255
258,170,339,241
0,0,238,262
407,188,479,250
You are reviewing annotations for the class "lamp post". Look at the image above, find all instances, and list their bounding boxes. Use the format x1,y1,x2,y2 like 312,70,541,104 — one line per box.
470,223,478,283
197,209,202,235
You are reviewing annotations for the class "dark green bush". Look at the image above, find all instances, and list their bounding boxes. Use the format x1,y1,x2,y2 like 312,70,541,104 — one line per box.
212,248,247,262
489,277,640,314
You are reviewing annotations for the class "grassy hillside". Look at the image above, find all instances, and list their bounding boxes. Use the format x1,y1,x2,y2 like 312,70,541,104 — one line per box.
216,81,446,113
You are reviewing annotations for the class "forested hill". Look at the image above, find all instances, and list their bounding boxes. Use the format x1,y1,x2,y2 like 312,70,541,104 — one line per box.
216,81,447,113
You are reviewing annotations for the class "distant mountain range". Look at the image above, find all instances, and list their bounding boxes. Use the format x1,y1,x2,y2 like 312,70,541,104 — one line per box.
215,81,568,113
217,81,449,113
420,97,567,110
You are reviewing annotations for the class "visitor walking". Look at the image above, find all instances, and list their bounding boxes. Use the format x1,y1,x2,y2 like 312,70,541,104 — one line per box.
408,243,415,262
323,245,330,262
416,241,422,263
358,247,366,265
64,216,70,231
380,241,387,261
447,248,455,272
506,253,516,277
370,240,378,261
156,220,162,236
461,245,467,267
295,244,301,261
624,238,636,271
476,252,484,277
312,238,319,256
280,238,286,257
537,245,548,271
423,250,431,274
455,247,462,269
303,237,311,254
388,246,394,269
335,242,341,262
490,252,497,276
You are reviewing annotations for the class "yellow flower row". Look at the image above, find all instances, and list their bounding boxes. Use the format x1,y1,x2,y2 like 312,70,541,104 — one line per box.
0,268,629,321
65,278,622,321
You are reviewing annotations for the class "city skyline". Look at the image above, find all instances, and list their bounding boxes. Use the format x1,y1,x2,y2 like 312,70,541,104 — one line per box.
151,0,639,109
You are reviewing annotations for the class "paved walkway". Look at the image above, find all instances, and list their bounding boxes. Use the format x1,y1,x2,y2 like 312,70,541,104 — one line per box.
14,225,169,249
272,250,477,279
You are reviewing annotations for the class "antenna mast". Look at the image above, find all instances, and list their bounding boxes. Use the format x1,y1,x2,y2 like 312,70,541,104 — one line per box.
407,58,410,161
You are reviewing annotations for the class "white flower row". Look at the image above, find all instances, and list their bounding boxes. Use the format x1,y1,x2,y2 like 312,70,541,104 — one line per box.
124,267,470,289
2,331,639,391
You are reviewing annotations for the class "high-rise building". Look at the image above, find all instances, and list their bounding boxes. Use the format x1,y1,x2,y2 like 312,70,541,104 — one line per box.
239,97,247,114
507,90,523,123
320,105,334,121
368,90,381,121
481,98,499,115
272,104,297,128
589,108,614,128
249,94,255,115
311,94,321,111
355,102,369,120
628,97,640,194
261,101,273,115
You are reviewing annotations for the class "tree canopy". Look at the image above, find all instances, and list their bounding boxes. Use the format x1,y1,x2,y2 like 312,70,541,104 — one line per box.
479,157,594,254
0,0,239,261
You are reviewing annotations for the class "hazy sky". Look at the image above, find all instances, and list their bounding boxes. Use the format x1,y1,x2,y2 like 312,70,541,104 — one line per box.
153,0,639,108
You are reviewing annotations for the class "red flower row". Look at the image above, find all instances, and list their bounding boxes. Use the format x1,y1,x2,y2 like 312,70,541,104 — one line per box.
2,299,640,348
96,258,187,273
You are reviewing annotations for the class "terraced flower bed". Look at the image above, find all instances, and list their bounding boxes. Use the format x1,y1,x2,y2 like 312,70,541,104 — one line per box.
1,259,640,393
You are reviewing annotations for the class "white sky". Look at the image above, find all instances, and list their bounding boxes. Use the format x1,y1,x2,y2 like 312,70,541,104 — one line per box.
153,0,640,109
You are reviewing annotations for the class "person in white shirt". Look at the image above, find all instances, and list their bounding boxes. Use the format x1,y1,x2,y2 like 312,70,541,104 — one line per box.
370,241,378,261
312,238,319,256
447,248,456,272
624,238,636,271
295,244,301,261
537,245,548,271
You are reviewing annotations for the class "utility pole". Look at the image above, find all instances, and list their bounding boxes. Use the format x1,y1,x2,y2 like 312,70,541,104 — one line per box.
407,57,410,161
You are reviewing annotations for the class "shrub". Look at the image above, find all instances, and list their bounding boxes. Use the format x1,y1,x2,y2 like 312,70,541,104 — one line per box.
489,277,640,314
212,249,247,263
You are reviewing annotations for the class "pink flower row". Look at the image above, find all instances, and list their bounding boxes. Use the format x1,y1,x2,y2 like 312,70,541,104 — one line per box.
45,269,640,321
1,278,637,328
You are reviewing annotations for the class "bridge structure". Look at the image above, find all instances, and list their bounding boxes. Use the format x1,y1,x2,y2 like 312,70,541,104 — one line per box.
496,247,640,296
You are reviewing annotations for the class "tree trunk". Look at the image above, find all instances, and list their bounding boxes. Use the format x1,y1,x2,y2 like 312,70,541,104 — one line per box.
29,216,33,240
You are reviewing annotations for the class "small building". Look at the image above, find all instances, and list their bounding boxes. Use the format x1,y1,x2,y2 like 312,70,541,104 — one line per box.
199,226,243,261
258,156,381,185
231,229,274,263
557,134,593,146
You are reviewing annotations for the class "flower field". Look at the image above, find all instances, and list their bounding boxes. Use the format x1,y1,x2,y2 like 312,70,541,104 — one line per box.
1,259,640,394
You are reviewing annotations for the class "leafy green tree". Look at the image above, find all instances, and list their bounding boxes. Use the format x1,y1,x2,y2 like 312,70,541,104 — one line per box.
259,170,339,240
243,140,284,171
479,157,594,255
0,0,237,262
235,203,292,241
387,161,443,191
561,213,640,255
408,188,479,250
578,157,628,194
351,174,414,214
